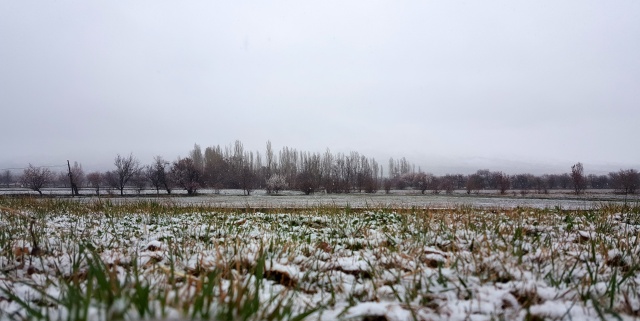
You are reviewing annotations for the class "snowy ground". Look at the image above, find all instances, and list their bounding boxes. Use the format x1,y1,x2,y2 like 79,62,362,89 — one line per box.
1,200,640,320
2,187,636,210
115,191,629,210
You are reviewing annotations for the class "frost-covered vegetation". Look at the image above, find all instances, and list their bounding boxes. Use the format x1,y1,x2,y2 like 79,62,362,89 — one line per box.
1,198,640,320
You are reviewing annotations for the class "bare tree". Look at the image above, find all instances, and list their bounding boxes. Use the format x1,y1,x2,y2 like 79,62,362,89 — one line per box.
55,172,70,188
494,172,510,195
441,175,455,194
190,144,204,174
296,171,316,195
512,173,533,190
556,173,571,189
610,169,639,195
21,164,53,195
383,178,392,194
103,171,119,194
146,156,172,194
428,176,440,194
465,174,483,194
266,174,286,194
542,174,555,192
1,170,11,187
570,162,586,195
130,171,148,195
171,157,202,195
69,161,85,195
114,153,141,195
278,145,298,189
265,140,276,179
587,174,610,189
396,172,415,190
533,177,546,194
413,172,430,194
86,171,103,196
203,146,226,193
239,163,257,196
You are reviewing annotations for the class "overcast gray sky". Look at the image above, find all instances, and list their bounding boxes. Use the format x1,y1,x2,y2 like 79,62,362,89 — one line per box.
1,1,638,175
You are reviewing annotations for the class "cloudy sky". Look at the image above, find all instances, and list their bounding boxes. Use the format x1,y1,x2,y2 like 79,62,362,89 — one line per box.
1,1,638,175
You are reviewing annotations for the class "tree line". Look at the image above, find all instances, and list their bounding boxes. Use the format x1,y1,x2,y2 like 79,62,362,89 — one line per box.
3,140,639,196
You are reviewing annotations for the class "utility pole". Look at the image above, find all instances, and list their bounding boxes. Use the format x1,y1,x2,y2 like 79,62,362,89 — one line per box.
67,160,79,196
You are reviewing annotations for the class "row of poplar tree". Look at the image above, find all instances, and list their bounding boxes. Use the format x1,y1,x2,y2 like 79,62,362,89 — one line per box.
7,140,639,196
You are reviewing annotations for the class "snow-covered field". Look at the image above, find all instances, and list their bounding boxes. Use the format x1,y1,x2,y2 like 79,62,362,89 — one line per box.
3,187,636,210
117,192,628,211
1,199,639,320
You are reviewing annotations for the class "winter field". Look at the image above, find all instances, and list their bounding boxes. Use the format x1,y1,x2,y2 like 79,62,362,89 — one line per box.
1,188,637,210
1,198,640,321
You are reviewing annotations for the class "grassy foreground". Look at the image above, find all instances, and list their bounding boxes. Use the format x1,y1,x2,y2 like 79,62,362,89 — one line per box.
1,198,639,321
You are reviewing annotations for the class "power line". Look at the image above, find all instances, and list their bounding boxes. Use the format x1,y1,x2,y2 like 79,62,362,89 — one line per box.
0,164,67,171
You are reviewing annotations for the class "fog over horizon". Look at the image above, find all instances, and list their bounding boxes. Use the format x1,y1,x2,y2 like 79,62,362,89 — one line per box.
0,139,633,177
1,1,639,176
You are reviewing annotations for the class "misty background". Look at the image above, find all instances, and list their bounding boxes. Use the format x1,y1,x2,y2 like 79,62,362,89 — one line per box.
1,1,639,175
